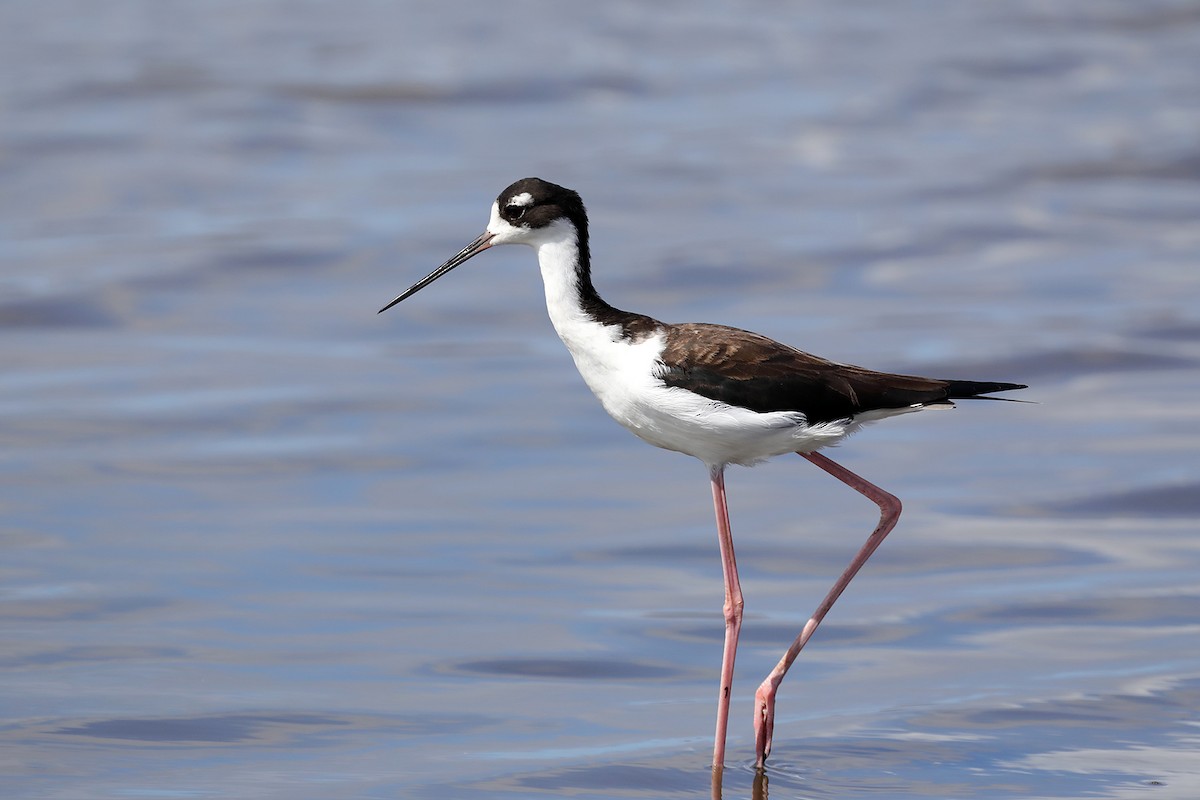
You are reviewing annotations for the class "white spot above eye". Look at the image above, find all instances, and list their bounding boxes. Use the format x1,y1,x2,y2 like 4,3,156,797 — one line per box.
506,192,534,208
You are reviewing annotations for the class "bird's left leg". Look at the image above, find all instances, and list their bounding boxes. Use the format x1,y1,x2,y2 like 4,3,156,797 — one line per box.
752,451,902,768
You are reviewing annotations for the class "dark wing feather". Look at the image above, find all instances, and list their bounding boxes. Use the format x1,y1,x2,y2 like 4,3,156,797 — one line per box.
658,323,1025,424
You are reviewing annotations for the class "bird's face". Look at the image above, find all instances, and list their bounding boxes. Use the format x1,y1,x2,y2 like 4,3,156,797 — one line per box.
379,177,583,313
487,180,579,247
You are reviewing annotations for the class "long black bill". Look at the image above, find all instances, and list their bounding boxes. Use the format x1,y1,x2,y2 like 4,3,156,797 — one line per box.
378,231,496,313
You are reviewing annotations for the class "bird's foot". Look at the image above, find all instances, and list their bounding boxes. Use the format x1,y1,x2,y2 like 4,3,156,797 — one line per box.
753,680,776,768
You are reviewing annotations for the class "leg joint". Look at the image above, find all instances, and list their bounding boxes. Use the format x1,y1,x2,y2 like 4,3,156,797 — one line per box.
723,596,744,624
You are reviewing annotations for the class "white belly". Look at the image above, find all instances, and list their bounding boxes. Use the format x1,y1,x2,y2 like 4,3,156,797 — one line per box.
605,379,857,467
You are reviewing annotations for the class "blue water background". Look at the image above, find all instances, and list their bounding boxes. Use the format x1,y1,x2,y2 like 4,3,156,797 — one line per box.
2,2,1198,798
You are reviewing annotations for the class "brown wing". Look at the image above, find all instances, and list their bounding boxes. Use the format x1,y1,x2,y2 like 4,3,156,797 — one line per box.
658,323,1023,424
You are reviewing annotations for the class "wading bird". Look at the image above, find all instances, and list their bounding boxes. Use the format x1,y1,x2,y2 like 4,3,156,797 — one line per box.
379,178,1025,769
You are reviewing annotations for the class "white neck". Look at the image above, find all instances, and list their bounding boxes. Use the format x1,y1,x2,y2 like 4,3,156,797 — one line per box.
536,237,591,339
528,223,670,449
518,219,607,357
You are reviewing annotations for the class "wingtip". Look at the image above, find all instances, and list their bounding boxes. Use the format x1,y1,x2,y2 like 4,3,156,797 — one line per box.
946,380,1028,399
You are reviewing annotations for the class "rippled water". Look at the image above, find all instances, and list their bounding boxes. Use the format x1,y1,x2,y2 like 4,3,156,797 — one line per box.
3,1,1199,798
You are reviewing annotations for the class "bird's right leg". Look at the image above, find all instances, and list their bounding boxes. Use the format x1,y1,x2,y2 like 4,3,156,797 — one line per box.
709,464,744,771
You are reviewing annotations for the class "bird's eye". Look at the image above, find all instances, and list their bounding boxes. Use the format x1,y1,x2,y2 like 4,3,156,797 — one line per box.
507,204,527,220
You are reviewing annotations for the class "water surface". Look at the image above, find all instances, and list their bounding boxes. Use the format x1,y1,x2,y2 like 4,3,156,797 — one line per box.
3,1,1199,798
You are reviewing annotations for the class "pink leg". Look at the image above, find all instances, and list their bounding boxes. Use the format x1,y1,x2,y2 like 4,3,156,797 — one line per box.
753,451,902,768
709,465,744,770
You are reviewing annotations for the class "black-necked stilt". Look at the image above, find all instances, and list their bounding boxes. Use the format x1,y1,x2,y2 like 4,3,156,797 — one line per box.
379,177,1026,770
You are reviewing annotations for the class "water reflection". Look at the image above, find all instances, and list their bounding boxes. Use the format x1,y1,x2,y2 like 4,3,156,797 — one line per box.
711,765,769,800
